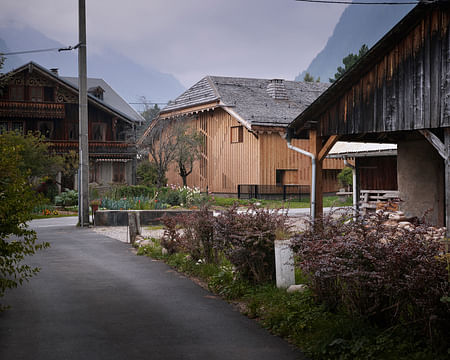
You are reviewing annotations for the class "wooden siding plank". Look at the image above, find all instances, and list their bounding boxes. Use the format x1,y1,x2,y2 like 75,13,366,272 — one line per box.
443,12,450,126
423,14,432,129
430,10,442,129
414,20,425,129
445,127,450,236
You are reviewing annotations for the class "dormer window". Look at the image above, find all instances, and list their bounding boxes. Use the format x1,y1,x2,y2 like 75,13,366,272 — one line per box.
88,86,105,100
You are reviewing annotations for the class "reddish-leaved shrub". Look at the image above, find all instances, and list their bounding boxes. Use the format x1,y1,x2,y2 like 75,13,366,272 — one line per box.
292,210,449,342
215,205,291,284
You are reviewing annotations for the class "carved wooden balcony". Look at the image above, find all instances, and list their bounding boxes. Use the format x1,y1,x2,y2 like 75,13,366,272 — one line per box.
0,101,66,118
48,140,137,156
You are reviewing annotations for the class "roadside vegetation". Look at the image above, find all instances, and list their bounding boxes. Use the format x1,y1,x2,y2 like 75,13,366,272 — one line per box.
137,206,449,359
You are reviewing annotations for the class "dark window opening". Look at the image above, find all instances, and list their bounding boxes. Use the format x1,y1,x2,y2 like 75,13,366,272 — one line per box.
113,162,126,183
231,125,243,143
0,121,8,134
9,86,24,101
38,121,54,139
44,87,55,102
92,123,106,141
30,86,43,102
12,122,24,134
68,123,79,140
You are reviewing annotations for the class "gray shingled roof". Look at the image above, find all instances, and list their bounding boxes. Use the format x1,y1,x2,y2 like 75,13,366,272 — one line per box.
161,76,329,128
62,77,144,123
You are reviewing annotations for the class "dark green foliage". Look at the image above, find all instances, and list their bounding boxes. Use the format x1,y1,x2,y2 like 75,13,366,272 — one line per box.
136,162,158,187
303,72,320,82
54,189,78,207
0,131,63,181
337,166,353,189
330,44,369,83
0,134,49,307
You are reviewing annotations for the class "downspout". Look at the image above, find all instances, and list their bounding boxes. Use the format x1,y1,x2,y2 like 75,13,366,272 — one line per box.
285,136,316,222
343,156,358,218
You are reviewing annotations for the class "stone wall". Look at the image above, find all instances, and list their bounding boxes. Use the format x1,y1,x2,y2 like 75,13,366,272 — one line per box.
94,209,202,226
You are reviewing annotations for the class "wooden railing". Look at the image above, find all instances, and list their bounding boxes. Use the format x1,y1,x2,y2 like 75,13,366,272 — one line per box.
48,140,136,155
0,101,65,118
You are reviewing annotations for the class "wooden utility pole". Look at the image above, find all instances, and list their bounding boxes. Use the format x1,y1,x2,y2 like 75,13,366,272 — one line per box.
78,0,89,226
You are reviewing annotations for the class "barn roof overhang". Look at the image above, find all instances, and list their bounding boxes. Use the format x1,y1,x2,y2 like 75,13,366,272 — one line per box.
288,1,448,138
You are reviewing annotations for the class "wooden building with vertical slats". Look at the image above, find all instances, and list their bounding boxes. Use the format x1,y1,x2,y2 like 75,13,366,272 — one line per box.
288,1,450,233
140,76,344,195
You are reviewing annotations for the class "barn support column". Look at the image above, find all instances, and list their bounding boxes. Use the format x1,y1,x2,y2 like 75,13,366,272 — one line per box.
419,129,449,234
310,130,339,220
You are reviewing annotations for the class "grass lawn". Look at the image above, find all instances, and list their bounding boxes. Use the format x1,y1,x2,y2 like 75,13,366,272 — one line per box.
212,195,352,209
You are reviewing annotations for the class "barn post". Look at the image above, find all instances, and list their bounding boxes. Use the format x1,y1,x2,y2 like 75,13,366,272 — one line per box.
309,129,323,220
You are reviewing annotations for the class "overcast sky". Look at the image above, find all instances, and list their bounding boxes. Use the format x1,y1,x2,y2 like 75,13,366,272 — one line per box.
0,0,346,87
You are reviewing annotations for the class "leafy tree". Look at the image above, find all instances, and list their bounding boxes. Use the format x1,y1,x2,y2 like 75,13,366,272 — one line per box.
174,124,202,187
0,133,50,307
330,44,369,83
0,131,63,183
337,166,353,190
303,72,320,82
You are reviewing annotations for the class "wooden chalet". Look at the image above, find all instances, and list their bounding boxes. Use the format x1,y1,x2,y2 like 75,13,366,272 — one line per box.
288,1,450,233
0,62,143,188
140,76,344,195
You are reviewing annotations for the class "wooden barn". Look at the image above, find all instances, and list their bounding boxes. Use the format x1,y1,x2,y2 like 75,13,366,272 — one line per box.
140,76,344,196
288,1,450,233
0,62,143,188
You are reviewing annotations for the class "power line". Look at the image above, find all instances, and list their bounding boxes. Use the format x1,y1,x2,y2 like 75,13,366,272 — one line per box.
129,102,168,105
0,44,78,56
295,0,426,5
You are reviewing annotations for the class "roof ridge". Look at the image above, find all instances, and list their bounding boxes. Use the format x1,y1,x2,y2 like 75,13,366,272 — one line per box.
206,76,221,99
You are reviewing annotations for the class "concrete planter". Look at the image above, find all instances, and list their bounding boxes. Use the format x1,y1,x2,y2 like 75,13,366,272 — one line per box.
94,209,198,226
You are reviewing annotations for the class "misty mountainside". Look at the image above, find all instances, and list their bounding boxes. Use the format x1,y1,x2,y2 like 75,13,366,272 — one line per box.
0,25,185,106
295,0,415,82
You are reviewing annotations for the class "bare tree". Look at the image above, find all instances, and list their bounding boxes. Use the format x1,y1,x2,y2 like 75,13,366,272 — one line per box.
140,118,178,188
139,117,202,188
174,123,202,187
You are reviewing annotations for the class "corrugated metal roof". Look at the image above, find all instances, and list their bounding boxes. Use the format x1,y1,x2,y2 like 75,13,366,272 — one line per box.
160,76,329,128
328,141,397,158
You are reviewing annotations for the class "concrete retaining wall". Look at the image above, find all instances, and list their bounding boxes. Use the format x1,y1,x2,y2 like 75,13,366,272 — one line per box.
94,210,198,226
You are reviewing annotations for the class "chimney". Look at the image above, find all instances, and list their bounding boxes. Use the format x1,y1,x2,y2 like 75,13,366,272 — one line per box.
50,68,59,76
267,79,288,100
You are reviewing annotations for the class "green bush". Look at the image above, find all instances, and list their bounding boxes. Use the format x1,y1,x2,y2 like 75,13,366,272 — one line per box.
337,166,353,189
0,134,50,307
136,162,158,187
54,189,78,207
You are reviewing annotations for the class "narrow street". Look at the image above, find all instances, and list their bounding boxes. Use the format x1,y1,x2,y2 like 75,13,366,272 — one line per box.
0,218,305,360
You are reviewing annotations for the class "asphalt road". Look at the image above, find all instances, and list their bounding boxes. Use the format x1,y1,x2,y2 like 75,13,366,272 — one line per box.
0,217,305,360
